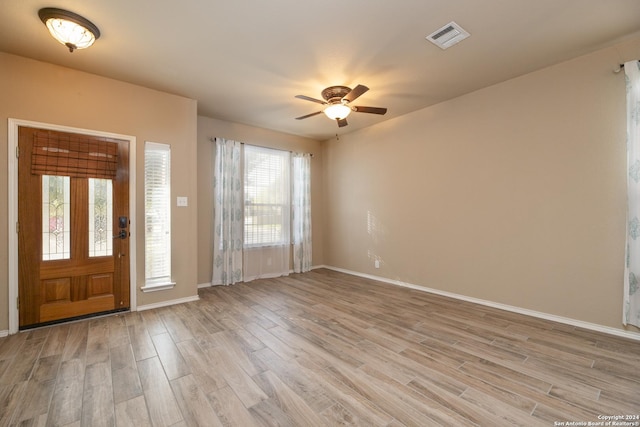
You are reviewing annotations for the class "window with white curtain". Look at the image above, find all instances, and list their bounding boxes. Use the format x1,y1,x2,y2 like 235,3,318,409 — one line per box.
243,145,291,247
144,141,173,289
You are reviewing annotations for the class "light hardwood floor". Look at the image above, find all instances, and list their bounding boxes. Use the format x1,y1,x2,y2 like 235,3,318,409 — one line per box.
1,269,639,426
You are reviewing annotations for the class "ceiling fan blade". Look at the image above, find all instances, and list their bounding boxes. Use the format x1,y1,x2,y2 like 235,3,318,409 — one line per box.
295,111,323,120
295,94,326,105
343,84,369,103
354,106,387,115
337,118,348,127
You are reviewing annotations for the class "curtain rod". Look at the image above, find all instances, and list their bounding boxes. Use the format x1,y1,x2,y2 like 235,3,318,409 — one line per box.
209,137,313,157
615,61,640,74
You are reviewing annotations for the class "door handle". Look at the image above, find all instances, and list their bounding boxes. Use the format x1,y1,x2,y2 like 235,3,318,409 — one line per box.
113,230,127,239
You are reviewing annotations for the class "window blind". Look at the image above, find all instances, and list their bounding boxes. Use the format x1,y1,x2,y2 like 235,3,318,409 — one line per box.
31,130,119,179
144,142,171,283
244,145,290,247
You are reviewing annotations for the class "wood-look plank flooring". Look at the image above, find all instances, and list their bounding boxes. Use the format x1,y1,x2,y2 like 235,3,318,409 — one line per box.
1,268,639,426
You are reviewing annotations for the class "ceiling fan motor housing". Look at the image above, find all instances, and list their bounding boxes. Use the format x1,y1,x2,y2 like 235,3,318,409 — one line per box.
321,86,352,102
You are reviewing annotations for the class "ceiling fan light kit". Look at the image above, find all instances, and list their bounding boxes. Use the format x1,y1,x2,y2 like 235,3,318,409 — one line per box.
38,7,100,52
323,103,352,120
295,84,387,128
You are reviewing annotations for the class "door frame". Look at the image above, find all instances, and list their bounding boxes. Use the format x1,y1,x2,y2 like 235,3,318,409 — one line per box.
8,118,137,334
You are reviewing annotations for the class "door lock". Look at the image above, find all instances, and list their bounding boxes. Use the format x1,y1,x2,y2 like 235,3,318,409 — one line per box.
119,216,128,229
113,230,127,239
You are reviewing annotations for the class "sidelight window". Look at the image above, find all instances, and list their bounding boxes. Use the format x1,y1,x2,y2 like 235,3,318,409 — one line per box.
144,141,172,288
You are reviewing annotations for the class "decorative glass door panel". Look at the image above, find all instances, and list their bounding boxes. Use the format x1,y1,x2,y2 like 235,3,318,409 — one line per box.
88,178,113,257
41,175,71,261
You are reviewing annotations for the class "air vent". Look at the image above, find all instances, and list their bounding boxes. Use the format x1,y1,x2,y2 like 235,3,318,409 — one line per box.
426,21,470,49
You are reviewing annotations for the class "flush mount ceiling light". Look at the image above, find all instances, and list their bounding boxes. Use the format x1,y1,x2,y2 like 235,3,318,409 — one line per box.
38,8,100,52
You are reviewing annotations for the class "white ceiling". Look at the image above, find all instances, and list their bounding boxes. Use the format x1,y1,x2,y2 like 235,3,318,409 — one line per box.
1,1,639,141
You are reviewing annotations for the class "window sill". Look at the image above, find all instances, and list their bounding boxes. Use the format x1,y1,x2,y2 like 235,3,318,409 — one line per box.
140,281,176,293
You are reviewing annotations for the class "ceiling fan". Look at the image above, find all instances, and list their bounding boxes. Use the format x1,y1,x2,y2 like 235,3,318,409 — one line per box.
295,84,387,128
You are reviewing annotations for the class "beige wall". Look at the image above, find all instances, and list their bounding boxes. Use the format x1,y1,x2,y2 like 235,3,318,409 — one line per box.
3,35,637,334
0,52,199,330
322,37,640,331
196,116,324,285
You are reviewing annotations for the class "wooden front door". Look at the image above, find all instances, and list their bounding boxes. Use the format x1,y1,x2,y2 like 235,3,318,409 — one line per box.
18,126,130,328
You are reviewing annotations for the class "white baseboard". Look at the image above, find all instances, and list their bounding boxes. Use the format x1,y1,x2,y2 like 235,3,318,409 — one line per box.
320,265,640,342
0,330,8,338
198,282,212,289
136,295,200,312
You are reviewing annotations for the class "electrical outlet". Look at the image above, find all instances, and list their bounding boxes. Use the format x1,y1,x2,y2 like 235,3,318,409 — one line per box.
375,260,380,269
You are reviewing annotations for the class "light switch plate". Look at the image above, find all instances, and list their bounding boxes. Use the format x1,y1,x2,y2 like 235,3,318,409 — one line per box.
177,196,188,207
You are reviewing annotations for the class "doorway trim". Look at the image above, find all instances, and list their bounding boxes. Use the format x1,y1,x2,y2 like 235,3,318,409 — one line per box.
8,118,137,334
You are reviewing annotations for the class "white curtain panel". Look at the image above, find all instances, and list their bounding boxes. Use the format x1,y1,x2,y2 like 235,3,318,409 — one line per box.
292,153,312,273
243,245,290,282
211,138,243,286
624,60,640,327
